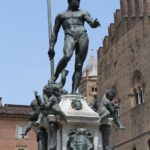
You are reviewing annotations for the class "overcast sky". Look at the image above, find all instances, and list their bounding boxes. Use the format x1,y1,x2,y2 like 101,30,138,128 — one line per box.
0,0,120,105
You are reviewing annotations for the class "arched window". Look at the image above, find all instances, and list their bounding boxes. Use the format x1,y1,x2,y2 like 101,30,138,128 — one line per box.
91,86,97,96
131,70,145,105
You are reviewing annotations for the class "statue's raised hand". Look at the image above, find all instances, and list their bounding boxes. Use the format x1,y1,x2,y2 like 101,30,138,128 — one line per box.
93,19,101,28
48,48,55,60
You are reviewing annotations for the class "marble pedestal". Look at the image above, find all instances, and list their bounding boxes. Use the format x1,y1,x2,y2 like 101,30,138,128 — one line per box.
47,94,103,150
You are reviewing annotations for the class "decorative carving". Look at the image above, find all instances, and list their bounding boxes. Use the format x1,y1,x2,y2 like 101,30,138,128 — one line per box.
71,100,82,110
67,128,94,150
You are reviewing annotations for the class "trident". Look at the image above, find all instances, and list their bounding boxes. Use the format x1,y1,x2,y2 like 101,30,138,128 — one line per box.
47,0,54,82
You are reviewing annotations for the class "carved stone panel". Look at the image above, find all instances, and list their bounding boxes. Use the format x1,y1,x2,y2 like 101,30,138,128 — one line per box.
67,128,94,150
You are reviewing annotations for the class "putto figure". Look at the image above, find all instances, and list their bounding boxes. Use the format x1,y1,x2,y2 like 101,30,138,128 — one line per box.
35,69,68,124
22,91,47,150
48,0,100,93
99,90,125,129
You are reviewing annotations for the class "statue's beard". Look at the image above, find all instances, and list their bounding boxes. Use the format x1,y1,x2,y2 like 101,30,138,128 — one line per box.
70,2,79,10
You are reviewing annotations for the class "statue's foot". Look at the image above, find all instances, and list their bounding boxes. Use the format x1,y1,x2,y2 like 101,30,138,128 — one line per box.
97,117,102,123
97,119,101,123
21,134,25,139
62,69,69,76
53,76,57,82
119,125,126,130
71,91,79,95
62,115,68,123
97,118,105,123
34,121,41,126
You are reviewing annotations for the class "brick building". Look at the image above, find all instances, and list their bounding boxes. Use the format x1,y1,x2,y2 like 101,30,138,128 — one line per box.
0,102,37,150
79,52,97,104
97,0,150,150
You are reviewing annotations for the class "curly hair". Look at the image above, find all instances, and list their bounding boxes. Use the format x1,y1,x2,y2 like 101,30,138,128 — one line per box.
105,89,116,98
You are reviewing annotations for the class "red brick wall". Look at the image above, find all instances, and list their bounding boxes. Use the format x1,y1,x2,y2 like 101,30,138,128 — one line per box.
97,0,150,149
0,118,37,150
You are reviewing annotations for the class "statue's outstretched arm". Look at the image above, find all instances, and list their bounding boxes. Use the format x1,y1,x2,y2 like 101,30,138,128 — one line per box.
84,11,100,28
34,91,42,106
22,121,33,136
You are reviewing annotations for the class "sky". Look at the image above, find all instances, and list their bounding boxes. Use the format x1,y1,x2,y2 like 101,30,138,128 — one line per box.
0,0,120,105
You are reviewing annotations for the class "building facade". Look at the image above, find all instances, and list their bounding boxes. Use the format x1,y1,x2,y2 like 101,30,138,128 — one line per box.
97,0,150,149
0,103,37,150
79,53,98,104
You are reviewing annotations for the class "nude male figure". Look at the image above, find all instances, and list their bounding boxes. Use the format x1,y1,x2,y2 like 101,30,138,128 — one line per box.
48,0,100,93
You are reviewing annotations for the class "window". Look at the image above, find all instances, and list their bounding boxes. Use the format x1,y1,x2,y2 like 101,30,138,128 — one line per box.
132,86,144,105
15,146,27,150
91,87,97,92
16,125,27,139
137,85,144,104
95,88,97,92
92,87,94,92
131,70,145,106
91,86,97,97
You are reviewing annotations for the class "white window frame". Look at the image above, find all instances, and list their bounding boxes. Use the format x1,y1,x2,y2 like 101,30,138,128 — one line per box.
15,125,28,139
15,146,27,150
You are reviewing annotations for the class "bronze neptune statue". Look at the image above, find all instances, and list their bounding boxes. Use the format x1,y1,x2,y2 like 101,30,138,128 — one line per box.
48,0,100,93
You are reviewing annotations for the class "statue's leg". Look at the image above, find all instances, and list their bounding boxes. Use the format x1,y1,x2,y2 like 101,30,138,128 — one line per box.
51,104,68,122
112,113,126,129
35,113,44,125
100,125,111,150
54,35,75,81
37,130,48,150
60,69,69,88
98,108,110,122
72,33,89,93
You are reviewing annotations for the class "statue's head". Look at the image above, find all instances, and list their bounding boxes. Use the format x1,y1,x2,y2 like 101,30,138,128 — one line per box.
68,0,80,10
105,90,116,101
30,100,38,111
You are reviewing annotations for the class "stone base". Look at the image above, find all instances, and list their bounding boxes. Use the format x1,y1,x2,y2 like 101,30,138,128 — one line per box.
60,124,102,150
46,94,103,150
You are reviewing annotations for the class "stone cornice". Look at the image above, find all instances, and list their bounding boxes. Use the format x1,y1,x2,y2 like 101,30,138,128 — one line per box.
0,113,29,120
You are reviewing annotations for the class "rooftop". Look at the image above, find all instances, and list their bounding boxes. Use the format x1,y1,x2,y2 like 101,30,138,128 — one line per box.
0,104,32,116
